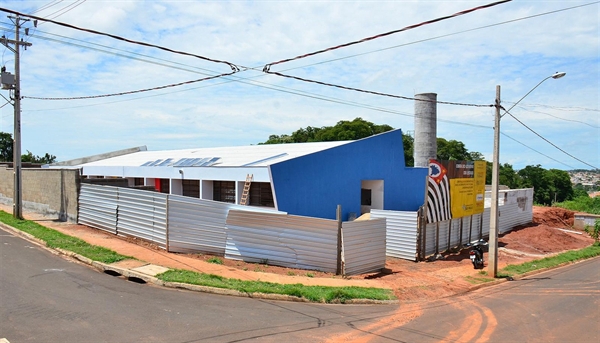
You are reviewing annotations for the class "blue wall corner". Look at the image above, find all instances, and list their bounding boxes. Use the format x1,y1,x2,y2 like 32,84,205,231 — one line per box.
270,129,428,220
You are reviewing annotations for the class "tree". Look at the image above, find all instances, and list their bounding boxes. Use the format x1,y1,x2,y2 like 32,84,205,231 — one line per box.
546,169,574,203
436,138,470,161
518,165,551,204
259,119,483,169
0,131,56,164
403,134,414,167
21,150,57,164
0,131,12,161
260,118,393,144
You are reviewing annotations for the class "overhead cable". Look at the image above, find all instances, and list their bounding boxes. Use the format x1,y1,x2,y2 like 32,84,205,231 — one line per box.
264,70,494,108
500,132,576,169
503,108,598,170
0,6,240,72
263,0,512,71
510,105,599,128
41,0,86,22
505,101,600,112
283,1,599,71
23,71,237,100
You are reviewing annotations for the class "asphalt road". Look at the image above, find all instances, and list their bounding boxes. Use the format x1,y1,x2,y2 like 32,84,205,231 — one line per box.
1,227,599,342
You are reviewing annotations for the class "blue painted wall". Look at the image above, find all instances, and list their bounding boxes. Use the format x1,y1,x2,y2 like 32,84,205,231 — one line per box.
269,129,428,220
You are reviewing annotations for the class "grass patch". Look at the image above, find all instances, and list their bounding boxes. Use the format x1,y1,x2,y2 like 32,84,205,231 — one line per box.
0,210,131,264
207,257,223,265
465,276,495,285
500,244,600,277
157,269,395,303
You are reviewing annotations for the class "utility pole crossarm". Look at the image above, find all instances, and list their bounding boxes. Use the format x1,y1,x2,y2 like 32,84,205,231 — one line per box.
0,36,32,48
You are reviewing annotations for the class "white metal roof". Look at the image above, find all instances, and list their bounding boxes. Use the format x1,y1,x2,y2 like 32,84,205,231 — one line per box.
78,141,351,168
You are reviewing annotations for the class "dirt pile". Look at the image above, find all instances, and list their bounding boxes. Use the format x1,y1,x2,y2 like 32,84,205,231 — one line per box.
532,206,575,227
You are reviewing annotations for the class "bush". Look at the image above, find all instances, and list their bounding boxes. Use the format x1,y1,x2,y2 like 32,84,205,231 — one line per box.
555,196,600,215
584,219,600,245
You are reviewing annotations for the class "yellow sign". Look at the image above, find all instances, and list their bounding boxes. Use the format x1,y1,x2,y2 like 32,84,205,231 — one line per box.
448,161,486,217
473,160,486,214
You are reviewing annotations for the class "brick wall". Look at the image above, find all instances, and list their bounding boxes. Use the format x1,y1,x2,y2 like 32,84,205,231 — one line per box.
0,167,80,221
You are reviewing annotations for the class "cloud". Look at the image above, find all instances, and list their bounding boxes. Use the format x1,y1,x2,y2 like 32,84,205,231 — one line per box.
0,0,596,170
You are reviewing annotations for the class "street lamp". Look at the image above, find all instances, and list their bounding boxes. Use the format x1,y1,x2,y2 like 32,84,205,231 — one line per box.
488,72,566,277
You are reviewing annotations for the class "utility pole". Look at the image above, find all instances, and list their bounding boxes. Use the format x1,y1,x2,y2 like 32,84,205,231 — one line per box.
1,16,32,219
488,85,500,278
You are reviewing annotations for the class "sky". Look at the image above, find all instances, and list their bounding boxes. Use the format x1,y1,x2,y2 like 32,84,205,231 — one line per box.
0,0,597,171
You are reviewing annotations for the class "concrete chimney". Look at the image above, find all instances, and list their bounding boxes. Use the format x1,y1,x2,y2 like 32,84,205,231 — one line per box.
413,93,437,168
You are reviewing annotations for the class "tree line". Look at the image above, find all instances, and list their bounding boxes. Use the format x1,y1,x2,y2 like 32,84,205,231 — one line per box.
0,131,56,164
260,117,588,206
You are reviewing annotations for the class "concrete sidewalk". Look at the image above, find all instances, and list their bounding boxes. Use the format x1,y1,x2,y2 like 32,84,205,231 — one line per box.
0,204,389,292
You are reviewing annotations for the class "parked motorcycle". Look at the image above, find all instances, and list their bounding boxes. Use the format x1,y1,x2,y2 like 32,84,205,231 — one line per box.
467,239,488,269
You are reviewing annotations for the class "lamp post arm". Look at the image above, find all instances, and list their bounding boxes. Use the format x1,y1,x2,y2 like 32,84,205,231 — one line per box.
502,76,552,116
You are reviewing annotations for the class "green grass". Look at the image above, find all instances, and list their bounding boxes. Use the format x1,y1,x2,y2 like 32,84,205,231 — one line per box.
554,196,600,215
0,210,131,264
157,269,395,303
206,257,223,265
499,244,600,277
465,276,496,285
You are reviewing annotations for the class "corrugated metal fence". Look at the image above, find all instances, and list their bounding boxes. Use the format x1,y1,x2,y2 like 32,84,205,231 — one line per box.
370,210,419,261
167,195,283,255
422,188,534,258
78,183,532,269
117,187,168,249
225,210,339,272
342,218,387,275
78,184,386,275
371,188,534,261
78,184,118,234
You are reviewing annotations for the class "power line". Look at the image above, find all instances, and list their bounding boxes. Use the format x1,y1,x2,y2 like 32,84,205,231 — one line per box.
500,132,576,169
263,0,512,71
23,71,238,100
284,1,600,72
0,6,240,72
511,105,599,128
30,0,64,15
504,101,600,112
7,24,424,108
503,108,598,169
263,70,494,108
41,0,86,22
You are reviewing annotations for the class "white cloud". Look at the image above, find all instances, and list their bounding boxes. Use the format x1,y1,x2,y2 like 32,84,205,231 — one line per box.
0,0,596,170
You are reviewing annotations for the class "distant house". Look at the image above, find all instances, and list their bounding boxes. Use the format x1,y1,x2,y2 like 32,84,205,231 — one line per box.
55,129,428,220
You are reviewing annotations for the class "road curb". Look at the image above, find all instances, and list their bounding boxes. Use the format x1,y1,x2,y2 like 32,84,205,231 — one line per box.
0,222,398,305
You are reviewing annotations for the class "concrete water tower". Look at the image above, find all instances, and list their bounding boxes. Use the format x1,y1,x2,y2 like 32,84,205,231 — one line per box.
413,93,437,168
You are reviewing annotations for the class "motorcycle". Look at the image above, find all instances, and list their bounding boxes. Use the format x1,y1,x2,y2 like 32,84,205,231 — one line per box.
466,239,488,269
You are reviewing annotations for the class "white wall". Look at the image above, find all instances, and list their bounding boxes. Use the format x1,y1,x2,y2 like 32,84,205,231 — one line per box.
202,180,213,200
361,180,384,214
171,179,183,195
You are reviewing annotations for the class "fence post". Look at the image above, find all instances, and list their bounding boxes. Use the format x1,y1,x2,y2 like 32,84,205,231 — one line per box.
468,215,473,243
336,205,345,276
417,206,424,261
447,219,452,252
479,214,483,240
165,194,170,252
435,221,440,256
